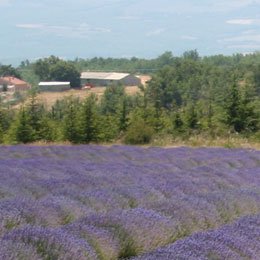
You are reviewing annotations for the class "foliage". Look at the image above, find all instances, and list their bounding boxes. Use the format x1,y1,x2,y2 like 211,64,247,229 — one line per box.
33,56,80,88
62,98,80,143
7,108,35,143
124,118,154,144
0,65,21,78
1,50,260,144
80,94,99,143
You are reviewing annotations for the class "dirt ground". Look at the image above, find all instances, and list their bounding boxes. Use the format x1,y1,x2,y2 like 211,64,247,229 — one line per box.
36,75,151,109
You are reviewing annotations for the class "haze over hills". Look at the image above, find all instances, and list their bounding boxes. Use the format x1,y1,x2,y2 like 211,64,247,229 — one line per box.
1,0,260,65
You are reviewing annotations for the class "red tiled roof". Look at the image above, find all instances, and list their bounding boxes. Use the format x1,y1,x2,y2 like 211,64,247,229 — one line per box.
0,76,29,86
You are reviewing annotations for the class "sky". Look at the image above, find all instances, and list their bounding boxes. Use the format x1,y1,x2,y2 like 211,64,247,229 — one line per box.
0,0,260,65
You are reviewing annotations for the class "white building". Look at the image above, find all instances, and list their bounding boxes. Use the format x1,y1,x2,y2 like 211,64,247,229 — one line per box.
80,72,141,87
38,82,70,92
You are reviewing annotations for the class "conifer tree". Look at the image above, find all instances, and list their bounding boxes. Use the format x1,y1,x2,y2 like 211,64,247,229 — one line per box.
225,82,259,133
117,96,129,132
185,104,199,130
80,94,98,143
63,98,80,143
26,92,44,140
11,108,35,143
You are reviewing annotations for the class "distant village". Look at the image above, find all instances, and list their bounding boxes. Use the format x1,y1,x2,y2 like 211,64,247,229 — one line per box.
0,72,145,105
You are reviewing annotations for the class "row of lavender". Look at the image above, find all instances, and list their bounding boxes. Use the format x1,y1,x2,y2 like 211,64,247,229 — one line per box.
133,213,260,260
0,145,259,259
1,213,259,260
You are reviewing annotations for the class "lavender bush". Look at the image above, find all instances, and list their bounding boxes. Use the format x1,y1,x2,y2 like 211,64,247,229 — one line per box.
133,213,260,260
0,145,259,259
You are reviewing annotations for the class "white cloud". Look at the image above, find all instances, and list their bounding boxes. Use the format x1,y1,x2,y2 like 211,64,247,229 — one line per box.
226,19,260,25
0,0,10,6
242,29,257,34
146,28,165,37
227,44,260,49
16,24,44,29
219,30,260,52
125,0,260,16
16,23,111,38
213,0,260,11
220,34,260,43
181,35,198,41
117,15,140,20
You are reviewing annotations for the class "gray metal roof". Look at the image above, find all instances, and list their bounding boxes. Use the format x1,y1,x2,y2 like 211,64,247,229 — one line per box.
39,82,70,86
81,72,129,80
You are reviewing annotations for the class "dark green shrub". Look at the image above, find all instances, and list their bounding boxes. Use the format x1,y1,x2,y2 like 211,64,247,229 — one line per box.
124,119,154,144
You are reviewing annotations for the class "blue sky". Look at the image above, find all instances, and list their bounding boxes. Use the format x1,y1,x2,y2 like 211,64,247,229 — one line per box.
1,0,260,65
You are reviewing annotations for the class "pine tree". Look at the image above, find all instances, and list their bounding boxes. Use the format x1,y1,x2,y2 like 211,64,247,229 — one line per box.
225,83,244,133
80,95,98,143
63,99,80,143
173,111,184,131
26,92,44,140
0,124,3,143
117,96,129,132
13,109,35,143
185,104,199,130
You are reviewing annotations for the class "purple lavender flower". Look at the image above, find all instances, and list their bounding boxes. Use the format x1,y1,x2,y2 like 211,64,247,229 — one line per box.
0,145,259,258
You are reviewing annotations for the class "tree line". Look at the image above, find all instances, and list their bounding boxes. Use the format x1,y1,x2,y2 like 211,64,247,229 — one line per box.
0,50,259,144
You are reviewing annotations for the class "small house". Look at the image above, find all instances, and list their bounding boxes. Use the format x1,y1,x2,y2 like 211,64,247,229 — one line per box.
0,77,31,92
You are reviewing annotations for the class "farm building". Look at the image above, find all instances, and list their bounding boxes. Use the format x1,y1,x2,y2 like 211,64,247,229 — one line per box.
38,82,70,92
80,72,141,87
0,76,31,92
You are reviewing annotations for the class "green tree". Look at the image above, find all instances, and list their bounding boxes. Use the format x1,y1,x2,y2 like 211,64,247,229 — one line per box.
38,116,56,142
117,96,129,132
0,65,21,78
185,103,199,130
34,56,80,88
225,83,244,132
98,115,119,141
239,87,259,132
100,84,125,115
62,98,80,143
50,61,80,88
80,95,99,143
9,108,35,143
124,117,154,144
26,93,45,140
172,110,184,132
183,49,200,61
33,59,50,80
147,66,182,109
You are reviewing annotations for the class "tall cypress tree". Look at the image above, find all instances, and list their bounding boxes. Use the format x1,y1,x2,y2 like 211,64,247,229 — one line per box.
80,95,98,143
225,83,244,132
63,98,80,143
26,92,44,140
13,108,35,143
117,96,129,132
224,82,258,133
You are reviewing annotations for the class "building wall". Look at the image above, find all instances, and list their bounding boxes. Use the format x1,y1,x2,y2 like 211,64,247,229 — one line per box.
121,75,141,86
0,78,31,92
3,84,30,92
81,79,111,87
14,84,31,92
39,84,70,92
81,75,141,87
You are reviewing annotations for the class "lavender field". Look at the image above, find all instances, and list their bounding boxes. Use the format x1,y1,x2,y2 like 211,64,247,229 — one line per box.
0,145,259,259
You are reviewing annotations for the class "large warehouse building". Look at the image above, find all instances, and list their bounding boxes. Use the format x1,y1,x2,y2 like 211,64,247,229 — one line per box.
80,72,141,87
